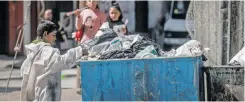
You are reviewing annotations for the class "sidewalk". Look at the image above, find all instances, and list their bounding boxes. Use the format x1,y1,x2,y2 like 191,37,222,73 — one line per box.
0,68,77,80
0,55,25,70
0,69,78,89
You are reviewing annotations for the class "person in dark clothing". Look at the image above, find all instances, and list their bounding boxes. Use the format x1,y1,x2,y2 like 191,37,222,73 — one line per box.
95,2,128,37
43,9,68,49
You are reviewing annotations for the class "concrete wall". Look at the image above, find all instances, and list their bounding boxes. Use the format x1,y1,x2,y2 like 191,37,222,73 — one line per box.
187,1,223,65
187,1,244,65
23,1,31,47
148,1,168,29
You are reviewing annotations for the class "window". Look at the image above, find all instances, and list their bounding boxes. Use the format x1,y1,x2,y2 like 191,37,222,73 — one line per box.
171,1,190,19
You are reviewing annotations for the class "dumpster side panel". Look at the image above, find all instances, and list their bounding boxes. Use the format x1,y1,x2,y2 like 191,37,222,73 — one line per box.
81,57,203,101
81,61,141,101
147,57,201,101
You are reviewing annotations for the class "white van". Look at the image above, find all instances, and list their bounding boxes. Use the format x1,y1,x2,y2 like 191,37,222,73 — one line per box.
163,1,191,49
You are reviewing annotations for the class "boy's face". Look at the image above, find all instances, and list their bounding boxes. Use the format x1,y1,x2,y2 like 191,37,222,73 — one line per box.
45,31,56,44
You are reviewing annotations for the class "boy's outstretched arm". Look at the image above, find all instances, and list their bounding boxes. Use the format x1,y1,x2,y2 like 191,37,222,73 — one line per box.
44,45,88,75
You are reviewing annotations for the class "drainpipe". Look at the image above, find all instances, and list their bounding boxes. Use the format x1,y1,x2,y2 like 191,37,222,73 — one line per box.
23,1,31,48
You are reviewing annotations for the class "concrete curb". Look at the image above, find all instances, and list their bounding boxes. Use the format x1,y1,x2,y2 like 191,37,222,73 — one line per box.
0,77,22,80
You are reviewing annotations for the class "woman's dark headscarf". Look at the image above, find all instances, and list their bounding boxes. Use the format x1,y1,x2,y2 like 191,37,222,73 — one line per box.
107,3,124,29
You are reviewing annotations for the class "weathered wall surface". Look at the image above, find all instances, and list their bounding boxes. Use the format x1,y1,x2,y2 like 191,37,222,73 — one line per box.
186,1,244,65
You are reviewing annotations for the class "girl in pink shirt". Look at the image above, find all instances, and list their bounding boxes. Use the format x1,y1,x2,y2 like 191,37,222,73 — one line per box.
75,0,106,44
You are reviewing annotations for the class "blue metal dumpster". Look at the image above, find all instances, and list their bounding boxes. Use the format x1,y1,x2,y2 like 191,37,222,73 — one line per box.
80,56,204,101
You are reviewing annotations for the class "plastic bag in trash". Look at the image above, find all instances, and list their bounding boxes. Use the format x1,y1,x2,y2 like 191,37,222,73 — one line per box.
175,40,203,56
118,34,142,49
88,41,110,54
101,35,137,54
101,39,123,54
229,47,245,66
135,45,158,58
99,49,136,59
162,49,176,57
131,35,143,45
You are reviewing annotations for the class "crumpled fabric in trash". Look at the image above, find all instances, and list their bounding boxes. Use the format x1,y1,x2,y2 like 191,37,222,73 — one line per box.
82,28,164,60
83,29,118,47
81,29,118,56
131,38,163,56
99,36,163,59
228,47,245,66
162,49,177,57
134,45,158,58
99,49,136,59
88,41,110,54
175,40,203,56
100,35,136,55
100,38,124,55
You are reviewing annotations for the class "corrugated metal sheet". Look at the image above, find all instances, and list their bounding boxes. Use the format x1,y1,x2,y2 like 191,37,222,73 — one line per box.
80,56,203,101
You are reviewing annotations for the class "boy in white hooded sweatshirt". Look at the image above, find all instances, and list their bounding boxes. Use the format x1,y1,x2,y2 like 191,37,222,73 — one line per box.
17,20,88,101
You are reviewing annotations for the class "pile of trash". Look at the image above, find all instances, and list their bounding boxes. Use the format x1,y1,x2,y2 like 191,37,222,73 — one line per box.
228,47,245,66
80,29,204,60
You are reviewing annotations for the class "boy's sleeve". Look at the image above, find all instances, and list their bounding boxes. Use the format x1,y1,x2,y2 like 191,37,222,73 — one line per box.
45,46,85,74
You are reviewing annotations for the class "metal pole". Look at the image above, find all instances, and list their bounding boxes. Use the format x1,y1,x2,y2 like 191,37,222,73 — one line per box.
5,2,31,94
243,1,245,98
227,1,231,64
218,1,223,65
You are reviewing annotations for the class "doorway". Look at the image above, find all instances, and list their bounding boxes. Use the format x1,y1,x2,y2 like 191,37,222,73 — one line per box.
0,1,8,54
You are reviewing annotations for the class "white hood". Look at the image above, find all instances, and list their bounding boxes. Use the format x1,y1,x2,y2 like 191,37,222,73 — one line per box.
21,42,50,76
25,42,50,57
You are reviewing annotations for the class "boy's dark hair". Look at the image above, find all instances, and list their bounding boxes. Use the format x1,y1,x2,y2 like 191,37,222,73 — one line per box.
37,20,57,38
